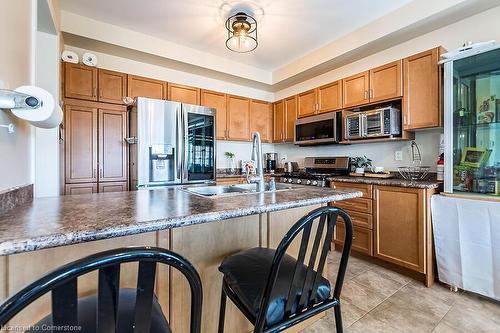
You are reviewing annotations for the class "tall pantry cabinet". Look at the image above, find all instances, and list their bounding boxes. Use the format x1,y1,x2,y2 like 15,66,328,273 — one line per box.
62,63,129,195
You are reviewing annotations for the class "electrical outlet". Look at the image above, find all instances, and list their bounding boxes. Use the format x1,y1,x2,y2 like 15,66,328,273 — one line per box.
394,151,403,161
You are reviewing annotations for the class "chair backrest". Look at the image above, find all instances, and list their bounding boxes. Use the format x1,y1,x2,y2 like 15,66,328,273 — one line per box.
255,206,353,331
0,247,203,333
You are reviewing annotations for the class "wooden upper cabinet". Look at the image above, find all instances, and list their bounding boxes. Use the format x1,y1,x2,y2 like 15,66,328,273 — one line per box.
284,96,297,142
98,69,127,104
403,48,441,130
373,186,425,273
273,100,285,142
250,100,272,142
227,95,250,141
369,60,402,103
98,107,128,182
64,63,98,101
168,83,200,105
297,89,317,118
343,71,369,108
127,75,166,99
64,102,98,184
201,90,227,140
317,80,342,113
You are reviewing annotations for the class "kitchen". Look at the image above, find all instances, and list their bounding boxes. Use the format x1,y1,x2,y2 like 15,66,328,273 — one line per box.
1,0,500,332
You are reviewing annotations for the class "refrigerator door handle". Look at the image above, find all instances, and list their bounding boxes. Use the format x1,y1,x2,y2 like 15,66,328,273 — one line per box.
182,108,189,183
176,107,183,181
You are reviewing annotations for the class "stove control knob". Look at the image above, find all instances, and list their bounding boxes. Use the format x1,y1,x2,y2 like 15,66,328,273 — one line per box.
281,178,287,183
296,179,302,184
288,178,293,183
306,180,312,185
312,180,318,186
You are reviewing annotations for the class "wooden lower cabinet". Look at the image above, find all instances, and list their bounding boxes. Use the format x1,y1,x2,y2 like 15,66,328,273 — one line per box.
65,183,98,195
334,222,373,256
373,186,425,273
98,181,128,193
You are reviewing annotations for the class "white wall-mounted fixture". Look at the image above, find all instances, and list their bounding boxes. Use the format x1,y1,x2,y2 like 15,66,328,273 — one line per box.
0,86,63,129
0,123,15,134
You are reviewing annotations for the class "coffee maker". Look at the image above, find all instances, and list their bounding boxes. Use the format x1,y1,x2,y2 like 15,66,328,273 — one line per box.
265,153,278,173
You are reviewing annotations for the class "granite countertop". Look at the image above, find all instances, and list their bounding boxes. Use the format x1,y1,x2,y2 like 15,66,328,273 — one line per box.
0,186,362,256
216,172,284,179
327,175,440,189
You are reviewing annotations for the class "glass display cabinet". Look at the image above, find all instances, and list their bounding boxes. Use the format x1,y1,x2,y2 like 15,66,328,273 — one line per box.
443,45,500,198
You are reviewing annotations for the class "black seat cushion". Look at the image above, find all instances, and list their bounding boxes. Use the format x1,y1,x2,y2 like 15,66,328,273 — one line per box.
28,288,171,333
219,247,331,326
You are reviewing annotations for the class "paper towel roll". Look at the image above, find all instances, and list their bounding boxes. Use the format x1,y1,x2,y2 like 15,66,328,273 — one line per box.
11,86,63,129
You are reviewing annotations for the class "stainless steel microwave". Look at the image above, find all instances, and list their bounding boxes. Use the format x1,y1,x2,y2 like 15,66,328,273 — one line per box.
295,112,339,146
345,107,401,140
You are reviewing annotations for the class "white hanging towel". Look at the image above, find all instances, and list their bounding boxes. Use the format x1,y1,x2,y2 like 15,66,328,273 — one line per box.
431,194,500,301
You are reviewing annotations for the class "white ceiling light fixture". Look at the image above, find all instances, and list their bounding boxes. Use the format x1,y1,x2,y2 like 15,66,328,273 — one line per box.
225,11,258,53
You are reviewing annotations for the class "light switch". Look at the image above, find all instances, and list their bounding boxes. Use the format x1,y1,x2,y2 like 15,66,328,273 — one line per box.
394,151,403,161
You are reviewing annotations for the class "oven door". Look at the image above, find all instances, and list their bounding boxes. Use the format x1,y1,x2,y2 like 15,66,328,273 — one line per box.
365,110,385,137
345,114,363,139
295,113,338,145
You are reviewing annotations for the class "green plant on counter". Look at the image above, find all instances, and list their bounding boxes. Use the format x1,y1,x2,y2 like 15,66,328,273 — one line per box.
224,151,235,159
351,156,372,168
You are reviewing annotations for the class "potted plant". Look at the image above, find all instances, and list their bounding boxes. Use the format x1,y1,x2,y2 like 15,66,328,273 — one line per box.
224,151,236,174
351,156,372,174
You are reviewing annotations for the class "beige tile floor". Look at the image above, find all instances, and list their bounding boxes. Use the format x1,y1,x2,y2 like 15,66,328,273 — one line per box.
301,251,500,333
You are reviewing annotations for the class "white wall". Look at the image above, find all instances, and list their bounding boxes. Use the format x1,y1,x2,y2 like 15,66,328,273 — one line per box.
217,141,274,169
34,31,60,197
275,130,443,171
0,0,34,192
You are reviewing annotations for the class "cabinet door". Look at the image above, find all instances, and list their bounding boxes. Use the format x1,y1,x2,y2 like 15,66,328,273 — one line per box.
98,108,128,182
373,186,425,272
168,83,200,105
334,222,373,256
297,89,317,118
127,75,166,99
343,71,369,108
98,181,128,193
284,96,297,142
403,48,441,130
65,183,98,195
64,63,98,101
227,95,250,141
369,60,402,103
317,80,342,113
250,100,272,142
201,90,227,140
98,69,127,104
273,100,285,142
65,103,98,183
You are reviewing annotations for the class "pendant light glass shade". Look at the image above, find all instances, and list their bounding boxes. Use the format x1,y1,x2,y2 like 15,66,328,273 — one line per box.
225,12,258,53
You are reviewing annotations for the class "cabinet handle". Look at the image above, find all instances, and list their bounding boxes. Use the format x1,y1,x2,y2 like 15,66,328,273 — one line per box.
93,169,96,179
99,88,103,98
93,88,97,97
364,90,368,100
369,89,373,99
99,169,103,178
353,236,356,240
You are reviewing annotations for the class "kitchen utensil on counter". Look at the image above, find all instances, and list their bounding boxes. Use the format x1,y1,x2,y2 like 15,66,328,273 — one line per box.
284,161,299,173
265,153,278,173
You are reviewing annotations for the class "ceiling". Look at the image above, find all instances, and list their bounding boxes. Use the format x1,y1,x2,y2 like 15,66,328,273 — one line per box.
59,0,413,71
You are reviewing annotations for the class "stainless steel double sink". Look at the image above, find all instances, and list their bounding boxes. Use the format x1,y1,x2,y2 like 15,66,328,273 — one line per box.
181,183,301,198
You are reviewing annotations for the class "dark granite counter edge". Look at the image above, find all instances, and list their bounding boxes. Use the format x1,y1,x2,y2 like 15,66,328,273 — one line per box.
0,184,33,214
327,176,439,189
0,190,362,256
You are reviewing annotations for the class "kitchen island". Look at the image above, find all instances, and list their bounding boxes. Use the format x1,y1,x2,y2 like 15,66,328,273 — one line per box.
0,186,362,332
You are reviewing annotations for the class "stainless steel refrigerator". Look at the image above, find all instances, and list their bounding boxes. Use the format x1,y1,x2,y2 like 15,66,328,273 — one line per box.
128,97,216,189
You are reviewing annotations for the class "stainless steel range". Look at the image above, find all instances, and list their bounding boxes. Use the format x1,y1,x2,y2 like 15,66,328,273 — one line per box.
279,156,350,187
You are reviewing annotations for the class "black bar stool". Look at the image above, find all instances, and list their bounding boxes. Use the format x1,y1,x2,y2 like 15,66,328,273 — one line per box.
218,206,353,333
0,246,203,333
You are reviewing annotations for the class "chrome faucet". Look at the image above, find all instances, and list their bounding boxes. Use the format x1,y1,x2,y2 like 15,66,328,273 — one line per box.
247,132,266,192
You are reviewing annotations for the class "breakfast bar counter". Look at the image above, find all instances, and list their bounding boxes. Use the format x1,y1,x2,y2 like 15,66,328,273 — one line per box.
0,186,361,332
